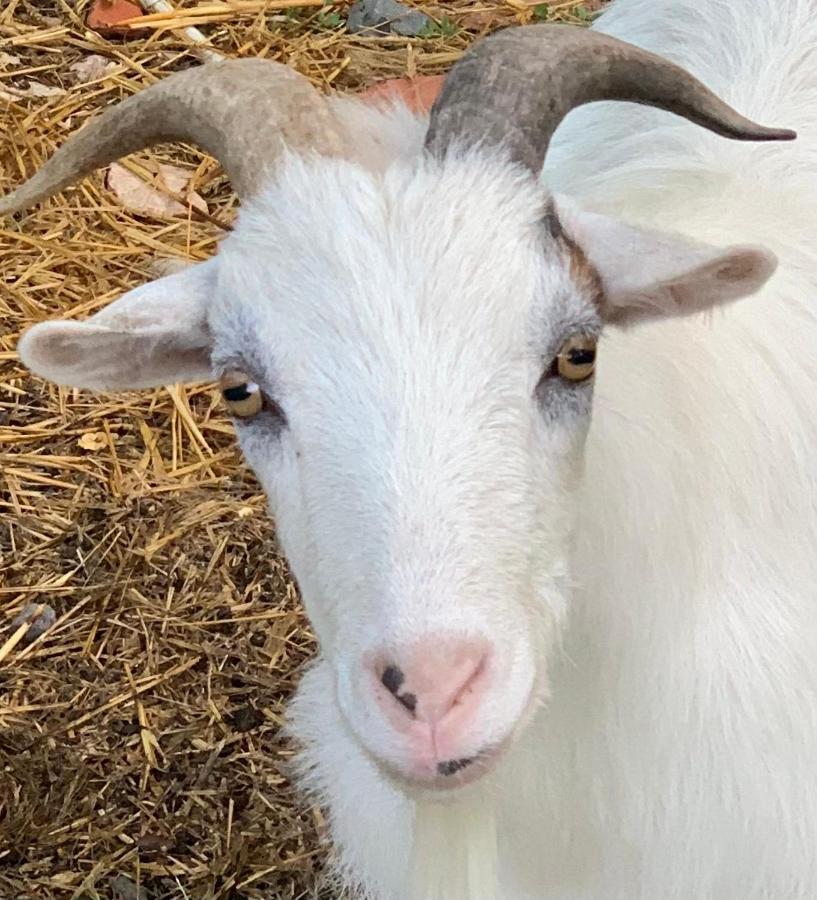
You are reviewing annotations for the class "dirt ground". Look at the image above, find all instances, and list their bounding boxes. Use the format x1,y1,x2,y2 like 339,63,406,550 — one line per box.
0,1,605,897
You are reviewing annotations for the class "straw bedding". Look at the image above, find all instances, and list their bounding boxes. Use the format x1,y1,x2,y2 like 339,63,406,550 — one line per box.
0,1,604,897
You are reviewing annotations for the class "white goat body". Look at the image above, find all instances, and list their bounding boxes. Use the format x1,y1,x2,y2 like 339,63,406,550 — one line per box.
289,1,817,897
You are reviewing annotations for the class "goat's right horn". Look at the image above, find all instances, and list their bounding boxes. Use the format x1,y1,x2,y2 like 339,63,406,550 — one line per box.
0,59,345,217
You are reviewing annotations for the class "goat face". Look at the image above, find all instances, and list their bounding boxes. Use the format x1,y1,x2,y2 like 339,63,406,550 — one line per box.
212,156,585,788
207,155,774,790
18,150,775,790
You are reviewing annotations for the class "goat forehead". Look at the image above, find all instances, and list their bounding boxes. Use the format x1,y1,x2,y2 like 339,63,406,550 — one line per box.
241,151,548,254
212,154,574,391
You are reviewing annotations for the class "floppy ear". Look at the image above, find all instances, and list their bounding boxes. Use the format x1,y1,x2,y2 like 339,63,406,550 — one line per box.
555,196,777,325
17,260,215,391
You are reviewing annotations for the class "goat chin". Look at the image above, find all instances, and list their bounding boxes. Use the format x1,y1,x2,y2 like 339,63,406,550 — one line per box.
409,791,499,900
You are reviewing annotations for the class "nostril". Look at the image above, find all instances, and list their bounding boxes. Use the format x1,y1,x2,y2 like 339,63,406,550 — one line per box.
372,639,492,728
381,665,404,695
395,692,417,715
381,664,417,716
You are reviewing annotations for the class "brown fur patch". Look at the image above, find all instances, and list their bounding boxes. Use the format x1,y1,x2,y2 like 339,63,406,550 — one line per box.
567,241,604,307
543,200,605,309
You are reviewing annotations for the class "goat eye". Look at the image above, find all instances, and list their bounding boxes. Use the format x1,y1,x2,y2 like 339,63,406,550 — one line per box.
220,370,263,418
552,334,597,382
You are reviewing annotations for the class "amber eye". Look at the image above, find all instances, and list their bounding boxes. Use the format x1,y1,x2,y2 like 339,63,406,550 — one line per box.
220,370,263,418
553,334,597,382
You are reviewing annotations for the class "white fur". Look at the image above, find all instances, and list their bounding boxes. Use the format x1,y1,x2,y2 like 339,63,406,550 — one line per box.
14,1,817,897
293,2,817,897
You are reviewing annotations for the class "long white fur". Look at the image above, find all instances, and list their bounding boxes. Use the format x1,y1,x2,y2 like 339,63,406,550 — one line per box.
294,1,817,897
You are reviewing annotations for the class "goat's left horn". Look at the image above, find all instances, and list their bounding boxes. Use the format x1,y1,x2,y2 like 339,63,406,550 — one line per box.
425,24,796,172
0,59,345,216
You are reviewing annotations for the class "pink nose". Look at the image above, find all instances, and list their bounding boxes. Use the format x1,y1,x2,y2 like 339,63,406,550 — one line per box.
370,638,492,778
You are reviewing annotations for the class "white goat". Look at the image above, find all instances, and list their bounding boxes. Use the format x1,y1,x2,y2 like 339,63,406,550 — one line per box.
4,0,817,897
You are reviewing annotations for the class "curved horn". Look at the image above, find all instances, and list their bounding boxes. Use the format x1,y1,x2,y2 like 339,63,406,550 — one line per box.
0,59,345,217
425,24,796,172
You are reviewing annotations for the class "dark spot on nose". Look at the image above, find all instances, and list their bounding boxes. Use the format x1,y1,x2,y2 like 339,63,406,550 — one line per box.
381,665,404,695
396,691,416,714
437,758,473,777
381,665,417,716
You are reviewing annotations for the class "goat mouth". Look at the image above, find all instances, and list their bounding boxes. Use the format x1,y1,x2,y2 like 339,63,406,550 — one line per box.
428,747,502,790
437,757,474,777
396,680,544,794
382,742,507,795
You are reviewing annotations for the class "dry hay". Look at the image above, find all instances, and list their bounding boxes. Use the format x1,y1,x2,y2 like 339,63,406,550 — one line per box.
0,0,605,897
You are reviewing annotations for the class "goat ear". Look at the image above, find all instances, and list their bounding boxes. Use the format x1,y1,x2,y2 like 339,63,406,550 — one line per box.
17,260,215,391
555,196,777,325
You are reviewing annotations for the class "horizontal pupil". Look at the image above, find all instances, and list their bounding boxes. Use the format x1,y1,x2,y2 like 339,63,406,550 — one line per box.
223,385,251,402
567,349,595,365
